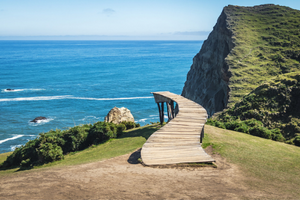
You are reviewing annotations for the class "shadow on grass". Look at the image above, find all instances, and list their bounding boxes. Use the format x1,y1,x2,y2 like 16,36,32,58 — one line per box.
0,165,19,172
119,124,162,140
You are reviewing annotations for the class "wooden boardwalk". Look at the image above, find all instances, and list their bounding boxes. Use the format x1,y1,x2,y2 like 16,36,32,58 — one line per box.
141,91,215,165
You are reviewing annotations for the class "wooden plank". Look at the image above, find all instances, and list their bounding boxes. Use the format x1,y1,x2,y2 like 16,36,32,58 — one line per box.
141,91,214,165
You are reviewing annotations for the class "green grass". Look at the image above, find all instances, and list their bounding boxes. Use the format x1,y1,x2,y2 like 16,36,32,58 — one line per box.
224,5,300,107
1,122,299,197
203,125,300,198
0,124,160,177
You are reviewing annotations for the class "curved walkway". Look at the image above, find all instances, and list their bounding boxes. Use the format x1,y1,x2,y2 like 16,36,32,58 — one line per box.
141,91,215,165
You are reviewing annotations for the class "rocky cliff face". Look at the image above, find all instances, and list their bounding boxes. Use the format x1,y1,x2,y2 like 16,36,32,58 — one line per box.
182,8,234,117
182,4,300,117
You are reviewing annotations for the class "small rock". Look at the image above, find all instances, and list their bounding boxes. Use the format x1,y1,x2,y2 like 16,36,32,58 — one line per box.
31,116,47,123
104,107,134,124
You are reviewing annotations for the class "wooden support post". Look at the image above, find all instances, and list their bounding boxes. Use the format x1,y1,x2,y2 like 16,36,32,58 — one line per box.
200,125,204,143
170,100,175,118
161,102,164,124
157,102,165,124
157,103,162,124
174,102,179,117
166,102,172,121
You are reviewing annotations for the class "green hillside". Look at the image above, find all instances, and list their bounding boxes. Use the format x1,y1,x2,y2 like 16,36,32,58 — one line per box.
210,72,300,145
225,4,300,106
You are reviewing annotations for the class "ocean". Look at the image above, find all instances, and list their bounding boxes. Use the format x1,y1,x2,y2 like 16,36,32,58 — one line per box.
0,40,203,153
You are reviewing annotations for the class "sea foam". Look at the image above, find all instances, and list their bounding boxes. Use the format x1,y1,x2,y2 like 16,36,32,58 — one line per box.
0,95,152,102
0,135,23,144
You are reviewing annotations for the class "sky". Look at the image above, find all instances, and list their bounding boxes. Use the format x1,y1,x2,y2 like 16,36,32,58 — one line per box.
0,0,300,40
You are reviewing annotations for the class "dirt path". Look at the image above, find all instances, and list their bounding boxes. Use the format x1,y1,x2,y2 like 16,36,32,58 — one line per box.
0,148,264,199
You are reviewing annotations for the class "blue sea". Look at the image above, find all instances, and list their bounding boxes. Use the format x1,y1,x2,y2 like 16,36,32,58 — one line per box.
0,40,203,153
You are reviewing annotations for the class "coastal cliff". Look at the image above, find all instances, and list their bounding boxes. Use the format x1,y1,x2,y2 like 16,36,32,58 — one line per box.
182,8,234,116
182,4,300,116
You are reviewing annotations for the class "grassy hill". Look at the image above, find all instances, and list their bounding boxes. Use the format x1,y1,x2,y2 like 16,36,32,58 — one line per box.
225,4,300,106
1,124,299,198
203,125,300,198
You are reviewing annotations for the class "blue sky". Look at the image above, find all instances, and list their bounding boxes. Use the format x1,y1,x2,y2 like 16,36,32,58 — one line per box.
0,0,300,40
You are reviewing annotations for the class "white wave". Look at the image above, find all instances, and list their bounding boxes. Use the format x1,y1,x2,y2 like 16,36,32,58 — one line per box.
0,135,23,144
29,117,55,126
2,88,45,93
27,135,37,137
10,144,22,151
69,96,153,101
0,95,72,102
0,95,152,102
79,116,102,121
136,118,148,122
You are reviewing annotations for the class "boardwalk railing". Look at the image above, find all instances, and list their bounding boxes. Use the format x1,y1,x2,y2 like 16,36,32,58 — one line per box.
141,91,215,165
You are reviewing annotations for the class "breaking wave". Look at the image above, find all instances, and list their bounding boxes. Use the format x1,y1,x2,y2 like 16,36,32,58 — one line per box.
0,135,23,144
0,95,153,102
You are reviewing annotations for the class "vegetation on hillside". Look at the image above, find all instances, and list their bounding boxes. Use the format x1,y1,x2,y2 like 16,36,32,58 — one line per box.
225,4,300,106
0,121,140,169
208,72,300,145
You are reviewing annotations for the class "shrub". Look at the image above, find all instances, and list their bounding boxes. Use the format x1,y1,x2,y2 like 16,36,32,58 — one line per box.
120,121,140,130
271,128,285,142
225,120,242,130
86,122,118,145
0,120,141,169
117,123,126,136
215,121,226,129
234,123,249,133
243,119,264,127
37,143,64,163
206,118,216,126
249,126,272,139
61,125,91,153
20,158,32,168
294,136,300,146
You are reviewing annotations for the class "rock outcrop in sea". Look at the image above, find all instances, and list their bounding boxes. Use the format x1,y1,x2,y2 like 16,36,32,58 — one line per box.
31,116,47,123
104,107,135,124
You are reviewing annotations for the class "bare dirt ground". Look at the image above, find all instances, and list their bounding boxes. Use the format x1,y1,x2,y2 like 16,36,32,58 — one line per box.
0,148,267,199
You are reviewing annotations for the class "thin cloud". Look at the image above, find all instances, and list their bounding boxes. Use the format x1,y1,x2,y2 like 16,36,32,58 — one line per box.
102,8,115,15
